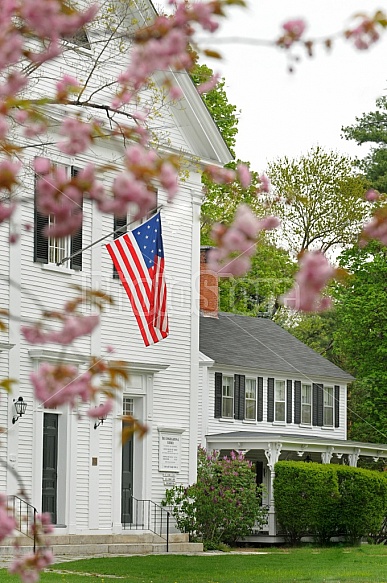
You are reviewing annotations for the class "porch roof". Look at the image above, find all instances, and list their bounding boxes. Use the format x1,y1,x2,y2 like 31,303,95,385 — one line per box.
206,430,387,458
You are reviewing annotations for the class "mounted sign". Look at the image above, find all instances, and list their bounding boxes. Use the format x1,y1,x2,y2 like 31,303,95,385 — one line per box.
158,429,183,472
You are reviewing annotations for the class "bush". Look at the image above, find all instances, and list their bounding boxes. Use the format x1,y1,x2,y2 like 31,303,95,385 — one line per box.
274,461,387,546
336,466,387,544
274,461,340,545
164,447,267,547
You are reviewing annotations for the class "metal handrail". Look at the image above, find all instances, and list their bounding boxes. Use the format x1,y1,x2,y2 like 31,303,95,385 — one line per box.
122,494,171,552
7,495,37,552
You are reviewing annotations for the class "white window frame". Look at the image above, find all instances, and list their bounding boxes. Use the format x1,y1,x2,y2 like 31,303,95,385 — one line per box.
245,378,257,421
274,380,286,422
301,383,312,425
222,376,234,419
323,386,334,427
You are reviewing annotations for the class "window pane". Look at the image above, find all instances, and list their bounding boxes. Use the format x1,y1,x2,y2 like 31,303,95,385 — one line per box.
301,404,311,424
245,378,256,399
275,381,285,401
301,384,311,404
275,402,285,422
324,407,333,427
245,400,256,420
324,387,333,406
222,377,233,398
222,397,233,418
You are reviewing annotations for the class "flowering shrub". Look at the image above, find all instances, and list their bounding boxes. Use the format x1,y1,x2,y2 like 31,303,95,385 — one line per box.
164,447,267,547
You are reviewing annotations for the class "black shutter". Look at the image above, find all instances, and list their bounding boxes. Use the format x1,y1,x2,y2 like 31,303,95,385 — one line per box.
234,374,245,420
113,215,127,279
313,383,323,426
257,377,263,422
267,377,274,422
334,385,340,427
312,383,318,426
70,167,82,270
294,380,301,424
34,174,49,264
214,372,222,418
286,380,292,424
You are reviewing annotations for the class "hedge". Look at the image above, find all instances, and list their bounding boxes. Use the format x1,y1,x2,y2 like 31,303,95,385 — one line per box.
274,461,387,545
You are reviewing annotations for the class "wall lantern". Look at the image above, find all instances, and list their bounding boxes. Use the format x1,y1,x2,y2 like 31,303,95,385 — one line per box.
304,454,312,463
12,397,27,424
94,413,108,430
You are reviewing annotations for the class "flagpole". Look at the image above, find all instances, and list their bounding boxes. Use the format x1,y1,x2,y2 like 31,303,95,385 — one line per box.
56,205,164,267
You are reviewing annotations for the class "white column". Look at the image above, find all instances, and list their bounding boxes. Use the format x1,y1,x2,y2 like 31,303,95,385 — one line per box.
264,442,282,536
321,447,334,464
348,448,360,467
188,187,203,484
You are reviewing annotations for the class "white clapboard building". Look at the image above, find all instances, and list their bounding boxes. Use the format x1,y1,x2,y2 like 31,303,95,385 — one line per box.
0,0,231,553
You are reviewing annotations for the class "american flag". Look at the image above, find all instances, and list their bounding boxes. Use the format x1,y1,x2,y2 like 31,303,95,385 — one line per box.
106,212,169,346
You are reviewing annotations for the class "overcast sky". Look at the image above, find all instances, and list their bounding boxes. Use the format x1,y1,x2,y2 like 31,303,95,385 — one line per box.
199,1,387,171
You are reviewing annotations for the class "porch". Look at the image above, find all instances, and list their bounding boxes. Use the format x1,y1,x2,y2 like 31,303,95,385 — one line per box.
206,431,387,539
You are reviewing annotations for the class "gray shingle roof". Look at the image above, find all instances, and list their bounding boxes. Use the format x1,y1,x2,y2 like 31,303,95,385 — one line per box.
199,312,354,381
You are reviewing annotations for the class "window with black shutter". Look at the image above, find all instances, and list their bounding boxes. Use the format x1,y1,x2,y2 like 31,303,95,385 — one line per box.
234,374,245,420
294,380,301,424
214,372,222,418
34,164,83,270
312,383,324,426
113,215,127,279
257,377,263,422
267,377,274,422
334,385,340,428
286,380,292,423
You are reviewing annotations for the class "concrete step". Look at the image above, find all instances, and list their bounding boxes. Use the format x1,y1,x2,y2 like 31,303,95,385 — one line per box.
0,533,203,557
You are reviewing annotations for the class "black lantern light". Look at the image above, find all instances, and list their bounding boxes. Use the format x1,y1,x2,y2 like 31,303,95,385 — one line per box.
94,413,108,430
12,397,27,424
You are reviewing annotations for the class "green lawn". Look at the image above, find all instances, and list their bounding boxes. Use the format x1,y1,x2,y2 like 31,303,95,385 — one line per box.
2,546,387,583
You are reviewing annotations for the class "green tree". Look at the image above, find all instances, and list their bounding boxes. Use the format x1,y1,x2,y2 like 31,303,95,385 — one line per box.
342,96,387,194
192,63,295,316
333,242,387,443
219,238,296,317
267,146,368,254
191,63,238,155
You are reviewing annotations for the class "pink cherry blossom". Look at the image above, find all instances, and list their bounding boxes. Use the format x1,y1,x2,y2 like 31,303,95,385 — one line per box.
278,18,307,48
9,548,53,583
365,188,380,201
58,117,94,155
360,210,387,246
0,495,16,541
258,173,271,193
0,202,15,223
281,250,336,312
21,314,100,345
87,400,113,419
205,165,236,185
345,15,380,50
0,71,28,98
159,162,178,201
31,363,93,408
197,73,220,95
237,164,251,189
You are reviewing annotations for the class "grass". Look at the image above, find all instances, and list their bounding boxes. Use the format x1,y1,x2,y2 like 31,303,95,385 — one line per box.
1,546,387,583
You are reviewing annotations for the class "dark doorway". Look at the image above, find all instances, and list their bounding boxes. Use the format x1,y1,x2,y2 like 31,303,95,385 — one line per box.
121,423,133,524
42,413,58,523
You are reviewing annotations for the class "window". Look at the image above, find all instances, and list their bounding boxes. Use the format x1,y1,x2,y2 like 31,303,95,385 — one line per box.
301,384,311,424
123,397,134,416
65,28,92,51
274,380,286,422
34,165,83,270
323,386,334,426
245,378,257,421
222,376,234,418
